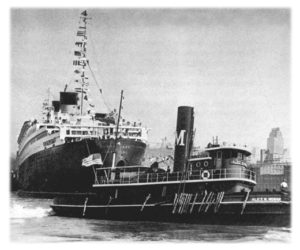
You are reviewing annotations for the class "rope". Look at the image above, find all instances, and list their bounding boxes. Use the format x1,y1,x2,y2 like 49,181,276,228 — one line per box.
241,191,250,215
82,197,89,216
189,193,198,214
198,190,208,213
141,193,151,211
105,196,113,214
204,192,214,213
216,191,225,212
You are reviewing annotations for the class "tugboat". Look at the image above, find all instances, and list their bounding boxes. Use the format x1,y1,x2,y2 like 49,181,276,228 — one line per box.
51,106,290,226
15,10,148,195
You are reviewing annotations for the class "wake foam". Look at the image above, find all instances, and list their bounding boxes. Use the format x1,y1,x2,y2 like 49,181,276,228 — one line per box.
10,204,52,219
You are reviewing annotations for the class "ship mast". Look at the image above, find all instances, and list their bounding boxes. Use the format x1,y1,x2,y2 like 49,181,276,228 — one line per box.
111,90,124,170
72,10,91,116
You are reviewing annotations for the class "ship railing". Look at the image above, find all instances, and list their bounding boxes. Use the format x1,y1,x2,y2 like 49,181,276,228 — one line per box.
95,168,256,185
59,124,147,142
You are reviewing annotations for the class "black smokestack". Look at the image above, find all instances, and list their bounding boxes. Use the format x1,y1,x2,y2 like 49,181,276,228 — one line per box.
173,106,194,172
60,92,78,105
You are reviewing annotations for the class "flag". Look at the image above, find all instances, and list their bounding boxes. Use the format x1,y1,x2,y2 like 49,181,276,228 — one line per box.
73,60,86,66
81,10,87,16
77,30,86,37
75,87,87,94
74,51,82,56
82,153,102,167
75,42,84,47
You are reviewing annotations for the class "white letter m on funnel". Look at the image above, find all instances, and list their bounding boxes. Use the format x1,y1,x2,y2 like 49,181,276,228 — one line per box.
175,130,186,146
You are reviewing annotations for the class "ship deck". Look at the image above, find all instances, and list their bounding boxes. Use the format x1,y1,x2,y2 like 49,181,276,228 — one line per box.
93,168,256,187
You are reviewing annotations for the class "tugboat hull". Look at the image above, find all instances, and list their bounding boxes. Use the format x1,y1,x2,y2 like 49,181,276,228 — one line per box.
51,192,291,227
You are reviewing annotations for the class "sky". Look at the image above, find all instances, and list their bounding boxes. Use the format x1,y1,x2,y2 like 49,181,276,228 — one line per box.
10,8,290,153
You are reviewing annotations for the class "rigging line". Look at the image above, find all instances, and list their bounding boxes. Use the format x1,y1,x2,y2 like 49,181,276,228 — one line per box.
84,139,91,154
102,139,114,163
87,27,112,111
64,76,73,92
87,61,111,111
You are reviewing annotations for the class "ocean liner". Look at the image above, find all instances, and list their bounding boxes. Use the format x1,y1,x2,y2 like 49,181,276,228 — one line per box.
15,11,148,193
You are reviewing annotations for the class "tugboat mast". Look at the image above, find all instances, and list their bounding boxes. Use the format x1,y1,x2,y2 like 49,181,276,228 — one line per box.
111,90,124,169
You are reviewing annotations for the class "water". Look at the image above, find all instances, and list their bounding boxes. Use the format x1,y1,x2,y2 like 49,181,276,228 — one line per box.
10,193,291,242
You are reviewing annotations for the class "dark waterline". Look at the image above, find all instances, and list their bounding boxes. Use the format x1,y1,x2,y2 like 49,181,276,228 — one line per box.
10,193,291,242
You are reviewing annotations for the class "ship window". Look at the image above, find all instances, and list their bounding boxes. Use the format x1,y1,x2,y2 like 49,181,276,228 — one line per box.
217,151,222,159
231,151,237,158
223,150,231,159
238,152,243,159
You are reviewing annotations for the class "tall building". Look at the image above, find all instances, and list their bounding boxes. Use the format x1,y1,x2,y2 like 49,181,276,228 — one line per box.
266,127,284,162
260,149,268,163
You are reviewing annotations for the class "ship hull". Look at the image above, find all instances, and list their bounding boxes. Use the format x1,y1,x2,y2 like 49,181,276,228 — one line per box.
51,190,291,227
16,138,146,193
51,204,290,227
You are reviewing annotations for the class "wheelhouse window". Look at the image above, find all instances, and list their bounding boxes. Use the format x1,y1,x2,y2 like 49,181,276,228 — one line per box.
223,150,231,159
231,151,237,158
237,152,243,160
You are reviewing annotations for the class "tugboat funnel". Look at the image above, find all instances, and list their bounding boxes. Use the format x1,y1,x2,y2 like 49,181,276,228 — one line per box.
173,106,194,172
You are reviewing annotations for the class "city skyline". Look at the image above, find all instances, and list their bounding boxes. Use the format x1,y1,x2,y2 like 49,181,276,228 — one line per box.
11,8,290,154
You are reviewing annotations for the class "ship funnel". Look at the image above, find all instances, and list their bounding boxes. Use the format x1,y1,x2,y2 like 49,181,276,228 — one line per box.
173,106,194,172
60,92,78,114
52,101,60,112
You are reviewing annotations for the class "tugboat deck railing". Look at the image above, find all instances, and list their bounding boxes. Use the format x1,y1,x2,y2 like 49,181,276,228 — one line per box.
93,168,256,187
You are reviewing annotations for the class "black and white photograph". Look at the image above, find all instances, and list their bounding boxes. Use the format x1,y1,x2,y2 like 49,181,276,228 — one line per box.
8,4,296,243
